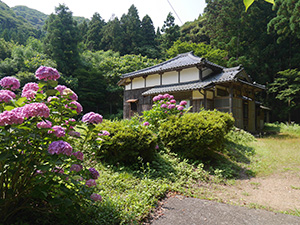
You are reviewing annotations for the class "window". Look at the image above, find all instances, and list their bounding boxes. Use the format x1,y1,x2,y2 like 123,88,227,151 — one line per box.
217,88,229,97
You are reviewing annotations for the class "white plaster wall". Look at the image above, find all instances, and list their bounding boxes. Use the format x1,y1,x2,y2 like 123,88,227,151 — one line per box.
146,74,160,87
132,77,144,89
125,84,131,90
202,68,213,78
180,67,199,82
162,71,178,85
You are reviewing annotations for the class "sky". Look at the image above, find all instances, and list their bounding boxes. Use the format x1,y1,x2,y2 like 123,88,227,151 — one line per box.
4,0,206,28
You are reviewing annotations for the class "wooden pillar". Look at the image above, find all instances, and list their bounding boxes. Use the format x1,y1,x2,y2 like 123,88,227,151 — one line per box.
178,70,181,83
143,75,147,88
159,73,163,85
204,90,207,110
229,85,233,114
130,78,133,90
198,67,203,81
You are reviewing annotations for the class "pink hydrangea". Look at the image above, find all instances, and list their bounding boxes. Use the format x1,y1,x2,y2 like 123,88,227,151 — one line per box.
177,106,184,111
86,179,97,187
70,164,83,172
22,90,37,100
82,112,103,124
37,120,52,129
98,130,110,136
163,93,170,99
143,121,150,126
161,104,167,108
48,140,73,156
0,90,16,103
35,66,60,81
168,104,175,109
23,82,39,92
153,96,161,102
169,95,174,99
21,103,50,118
67,101,83,114
180,100,187,106
55,85,67,94
89,168,100,179
73,151,84,160
90,193,102,201
0,110,24,126
48,125,66,137
155,145,159,150
170,99,176,104
62,88,78,101
0,77,20,91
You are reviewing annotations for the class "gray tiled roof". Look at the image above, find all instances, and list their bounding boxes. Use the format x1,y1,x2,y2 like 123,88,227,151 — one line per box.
121,52,224,79
142,66,265,96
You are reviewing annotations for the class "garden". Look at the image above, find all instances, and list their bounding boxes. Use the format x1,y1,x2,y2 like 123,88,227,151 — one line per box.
1,66,299,225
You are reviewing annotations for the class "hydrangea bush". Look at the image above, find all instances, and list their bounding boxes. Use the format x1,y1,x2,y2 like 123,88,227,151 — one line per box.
0,66,104,223
142,93,190,132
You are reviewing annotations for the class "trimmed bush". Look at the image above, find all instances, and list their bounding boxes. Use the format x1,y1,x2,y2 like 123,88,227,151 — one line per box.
159,110,234,159
97,119,157,164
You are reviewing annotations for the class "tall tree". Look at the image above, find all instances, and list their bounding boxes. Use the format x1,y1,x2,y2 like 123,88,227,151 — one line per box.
120,5,142,55
139,15,160,58
86,13,106,51
43,4,80,75
101,17,123,53
161,13,180,50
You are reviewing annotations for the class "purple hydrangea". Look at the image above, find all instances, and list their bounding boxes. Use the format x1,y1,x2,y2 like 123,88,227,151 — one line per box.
86,179,97,187
21,90,37,100
68,130,81,137
35,66,60,81
48,140,73,156
143,121,150,126
47,96,59,102
177,106,184,111
37,120,52,129
89,168,100,179
55,85,67,94
48,125,66,137
0,90,16,103
70,164,83,172
22,103,50,118
90,193,102,201
23,82,39,92
161,104,168,108
0,110,24,126
0,77,20,91
67,101,83,114
168,104,175,109
82,112,103,124
73,151,84,160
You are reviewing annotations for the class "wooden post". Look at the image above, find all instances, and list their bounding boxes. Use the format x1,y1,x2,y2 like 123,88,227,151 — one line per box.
159,73,163,85
143,75,147,88
130,78,133,90
229,85,233,114
204,90,207,109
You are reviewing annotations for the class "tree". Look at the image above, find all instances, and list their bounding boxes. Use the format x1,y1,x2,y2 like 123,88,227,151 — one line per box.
101,17,124,53
269,69,300,123
86,13,106,51
139,15,160,58
43,4,80,75
161,13,180,50
120,5,142,55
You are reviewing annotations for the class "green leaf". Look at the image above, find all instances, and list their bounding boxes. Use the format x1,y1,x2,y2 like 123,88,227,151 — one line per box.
16,97,27,107
244,0,255,11
48,80,58,88
46,89,59,96
4,106,15,111
264,0,275,5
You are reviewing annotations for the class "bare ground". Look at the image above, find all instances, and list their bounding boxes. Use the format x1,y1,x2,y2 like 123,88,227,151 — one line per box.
207,170,300,212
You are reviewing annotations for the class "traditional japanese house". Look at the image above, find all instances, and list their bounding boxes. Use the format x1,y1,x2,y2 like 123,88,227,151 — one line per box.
118,52,268,132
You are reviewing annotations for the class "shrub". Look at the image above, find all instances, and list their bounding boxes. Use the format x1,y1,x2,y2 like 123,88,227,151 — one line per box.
96,119,158,164
159,110,234,159
0,67,104,224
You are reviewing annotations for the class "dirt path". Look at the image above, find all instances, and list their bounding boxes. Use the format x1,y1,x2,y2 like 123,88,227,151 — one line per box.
212,170,300,212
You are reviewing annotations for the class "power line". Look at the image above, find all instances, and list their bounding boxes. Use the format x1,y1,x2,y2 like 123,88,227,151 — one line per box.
167,0,183,25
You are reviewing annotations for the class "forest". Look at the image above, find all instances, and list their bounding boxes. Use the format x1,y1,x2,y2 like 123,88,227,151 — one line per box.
0,0,300,122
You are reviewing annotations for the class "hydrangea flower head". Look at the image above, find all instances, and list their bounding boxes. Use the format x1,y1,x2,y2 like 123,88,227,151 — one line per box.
177,106,184,111
23,82,39,92
90,193,102,201
161,104,167,108
35,66,60,81
163,93,170,99
180,100,187,106
70,164,83,172
22,90,37,100
0,110,24,126
82,112,103,124
0,90,16,103
170,99,176,104
143,121,150,126
86,179,97,187
168,104,175,109
89,168,100,179
48,140,73,156
55,85,67,94
22,103,50,118
0,76,20,91
153,96,160,102
73,151,84,160
98,130,110,136
62,88,78,101
67,101,83,114
69,130,81,137
37,120,52,129
48,125,66,137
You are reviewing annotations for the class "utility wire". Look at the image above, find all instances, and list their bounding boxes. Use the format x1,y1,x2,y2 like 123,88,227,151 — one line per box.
167,0,183,25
